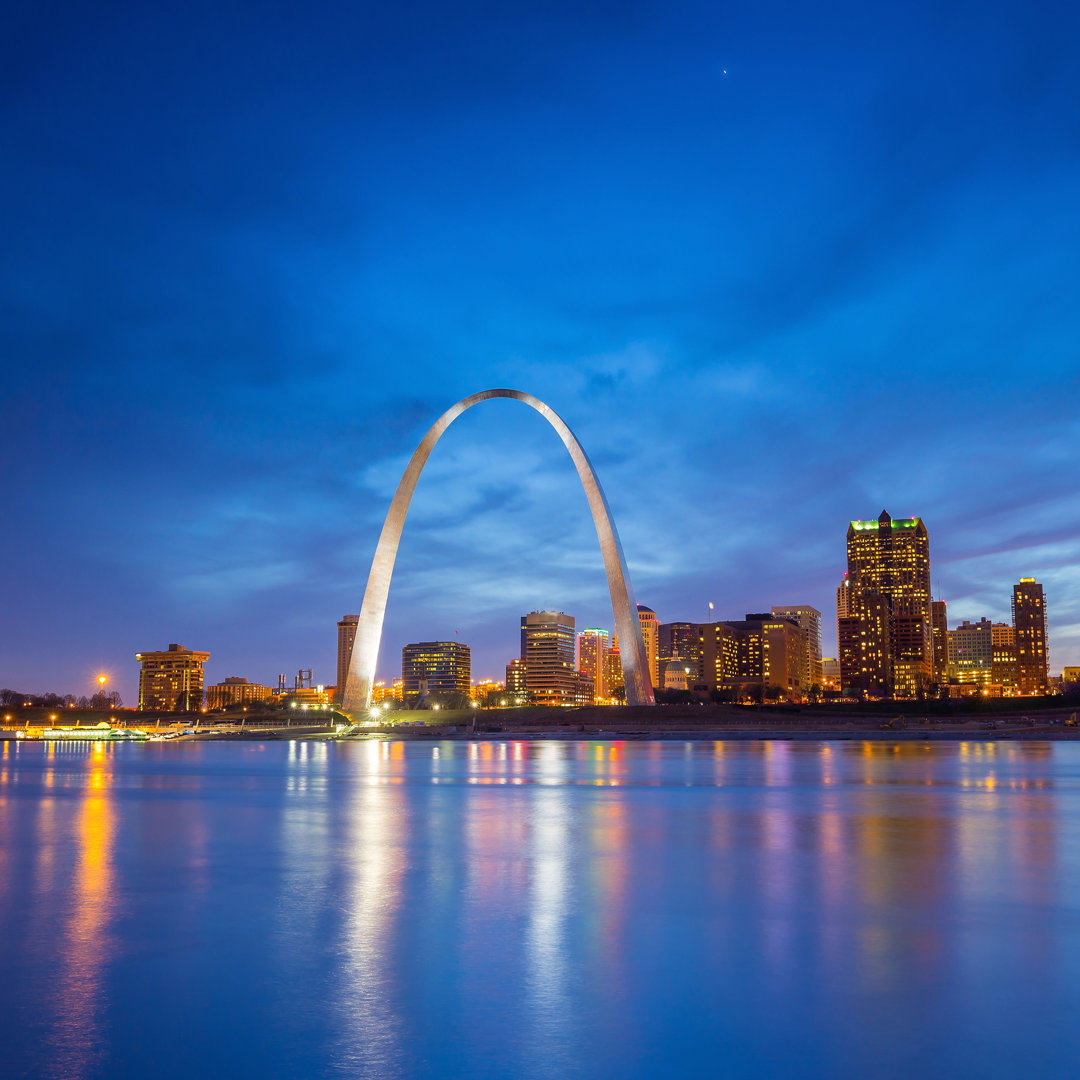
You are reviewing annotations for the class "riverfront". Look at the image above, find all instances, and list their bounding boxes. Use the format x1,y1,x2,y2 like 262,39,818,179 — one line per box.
4,737,1080,1079
5,702,1080,743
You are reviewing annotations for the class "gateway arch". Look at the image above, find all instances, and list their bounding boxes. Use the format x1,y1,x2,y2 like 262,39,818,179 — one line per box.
341,389,655,713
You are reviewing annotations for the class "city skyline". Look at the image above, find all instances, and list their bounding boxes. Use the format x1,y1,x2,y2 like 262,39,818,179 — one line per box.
4,2,1079,701
2,504,1071,703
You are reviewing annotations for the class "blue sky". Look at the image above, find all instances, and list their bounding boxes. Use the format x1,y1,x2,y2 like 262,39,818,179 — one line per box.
3,0,1079,701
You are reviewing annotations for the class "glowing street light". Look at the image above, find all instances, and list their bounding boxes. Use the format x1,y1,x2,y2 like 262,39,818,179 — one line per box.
97,674,108,688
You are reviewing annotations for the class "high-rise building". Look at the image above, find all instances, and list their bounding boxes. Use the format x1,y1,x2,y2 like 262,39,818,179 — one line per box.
836,577,851,619
839,592,891,696
698,622,738,693
505,658,527,703
697,615,808,701
1013,578,1048,695
930,601,949,683
991,623,1018,692
577,628,609,702
948,618,994,684
136,644,210,712
205,677,272,710
604,636,624,701
521,611,577,706
637,605,659,687
836,576,852,686
336,615,359,702
841,511,932,698
771,605,822,689
401,641,471,705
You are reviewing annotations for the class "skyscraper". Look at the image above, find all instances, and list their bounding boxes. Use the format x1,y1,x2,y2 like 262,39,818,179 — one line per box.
521,611,577,706
771,605,822,689
505,658,527,703
336,614,359,702
136,643,210,711
1012,578,1048,695
577,628,609,702
948,618,994,684
605,635,624,700
930,600,949,683
841,511,932,698
637,605,659,688
401,641,471,705
836,576,851,619
991,622,1018,692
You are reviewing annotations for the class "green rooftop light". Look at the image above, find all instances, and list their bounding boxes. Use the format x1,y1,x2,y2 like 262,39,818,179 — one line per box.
851,517,921,530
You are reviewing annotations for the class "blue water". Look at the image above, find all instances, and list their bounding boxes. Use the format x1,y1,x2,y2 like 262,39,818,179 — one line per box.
2,738,1080,1079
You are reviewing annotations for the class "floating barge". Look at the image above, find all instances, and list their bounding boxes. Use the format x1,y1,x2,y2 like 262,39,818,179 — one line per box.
40,722,149,742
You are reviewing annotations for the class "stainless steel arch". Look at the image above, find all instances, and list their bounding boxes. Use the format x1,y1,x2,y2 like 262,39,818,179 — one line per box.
341,389,655,713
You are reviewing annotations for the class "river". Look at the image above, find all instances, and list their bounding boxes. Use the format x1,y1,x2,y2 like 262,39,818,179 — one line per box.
2,738,1079,1078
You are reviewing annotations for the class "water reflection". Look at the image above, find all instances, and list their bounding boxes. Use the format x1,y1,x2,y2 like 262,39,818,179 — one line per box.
333,741,409,1077
1,737,1077,1080
525,786,574,1073
44,742,117,1080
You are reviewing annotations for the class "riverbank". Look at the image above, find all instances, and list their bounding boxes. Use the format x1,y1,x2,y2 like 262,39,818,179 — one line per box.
4,699,1080,742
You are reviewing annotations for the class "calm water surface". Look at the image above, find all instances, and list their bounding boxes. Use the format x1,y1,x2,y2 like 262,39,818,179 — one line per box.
2,738,1080,1079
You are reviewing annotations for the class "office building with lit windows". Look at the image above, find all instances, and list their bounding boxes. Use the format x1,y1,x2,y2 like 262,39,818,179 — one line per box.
697,615,808,701
505,657,527,702
604,636,624,700
991,623,1019,692
577,628,609,702
401,641,471,705
840,511,932,698
206,677,272,710
948,619,994,684
836,577,851,620
771,605,822,689
336,615,359,702
136,643,210,711
1013,578,1049,695
521,611,578,706
839,592,891,696
931,600,949,682
637,605,659,688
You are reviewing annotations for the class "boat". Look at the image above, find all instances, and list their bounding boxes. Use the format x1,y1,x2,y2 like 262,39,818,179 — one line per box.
41,722,149,742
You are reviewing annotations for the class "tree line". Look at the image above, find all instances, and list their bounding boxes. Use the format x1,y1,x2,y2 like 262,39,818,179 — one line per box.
0,688,124,709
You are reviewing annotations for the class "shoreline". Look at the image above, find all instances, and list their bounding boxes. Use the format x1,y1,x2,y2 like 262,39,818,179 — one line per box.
5,701,1078,744
5,726,1079,743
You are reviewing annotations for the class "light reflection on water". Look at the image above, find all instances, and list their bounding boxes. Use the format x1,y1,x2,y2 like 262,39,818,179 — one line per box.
1,738,1079,1079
